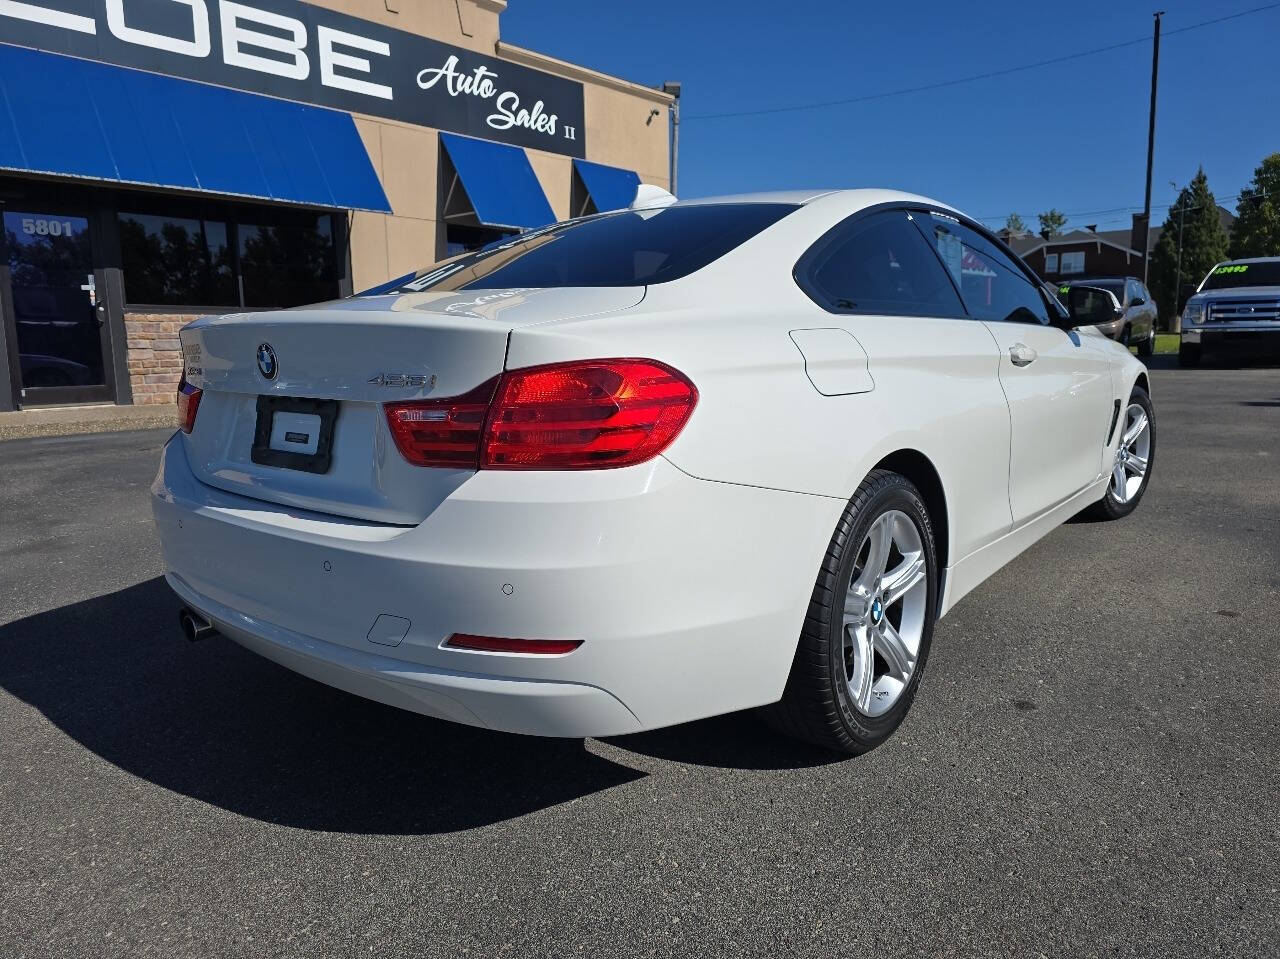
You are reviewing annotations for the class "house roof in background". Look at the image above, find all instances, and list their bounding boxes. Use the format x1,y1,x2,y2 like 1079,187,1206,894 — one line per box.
1007,205,1237,258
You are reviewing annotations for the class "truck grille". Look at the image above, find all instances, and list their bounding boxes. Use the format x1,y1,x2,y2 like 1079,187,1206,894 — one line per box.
1206,298,1280,323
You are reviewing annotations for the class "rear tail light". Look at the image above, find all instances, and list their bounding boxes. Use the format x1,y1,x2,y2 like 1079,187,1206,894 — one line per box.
384,359,697,471
482,359,697,469
384,377,498,468
445,633,583,655
177,378,202,434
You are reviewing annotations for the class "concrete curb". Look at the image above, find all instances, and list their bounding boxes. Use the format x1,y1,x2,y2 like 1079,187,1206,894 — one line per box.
0,405,177,441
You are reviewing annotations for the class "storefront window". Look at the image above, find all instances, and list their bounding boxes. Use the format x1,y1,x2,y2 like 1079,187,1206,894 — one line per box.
119,212,236,306
119,203,340,309
239,213,339,307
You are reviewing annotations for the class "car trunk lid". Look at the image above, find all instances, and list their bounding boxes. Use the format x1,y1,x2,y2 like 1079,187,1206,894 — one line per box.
179,287,644,524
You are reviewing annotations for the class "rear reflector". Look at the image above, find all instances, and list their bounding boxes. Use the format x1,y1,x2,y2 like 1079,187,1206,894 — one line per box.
385,359,697,471
177,379,202,434
445,634,583,655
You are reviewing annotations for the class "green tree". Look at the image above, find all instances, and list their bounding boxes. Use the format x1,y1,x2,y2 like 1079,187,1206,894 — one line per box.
1004,212,1029,237
1149,167,1229,323
1037,209,1067,239
1229,152,1280,258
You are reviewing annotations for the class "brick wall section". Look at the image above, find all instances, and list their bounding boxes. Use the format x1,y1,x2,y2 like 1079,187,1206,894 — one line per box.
124,313,202,405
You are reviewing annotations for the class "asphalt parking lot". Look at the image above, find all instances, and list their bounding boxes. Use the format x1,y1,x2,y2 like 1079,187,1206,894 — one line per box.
2,360,1277,958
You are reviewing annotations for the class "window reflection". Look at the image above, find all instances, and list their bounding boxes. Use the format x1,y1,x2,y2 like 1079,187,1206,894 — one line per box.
118,212,235,306
239,215,337,307
119,206,339,309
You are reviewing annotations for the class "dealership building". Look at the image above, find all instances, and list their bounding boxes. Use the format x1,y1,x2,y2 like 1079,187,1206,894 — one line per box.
0,0,672,410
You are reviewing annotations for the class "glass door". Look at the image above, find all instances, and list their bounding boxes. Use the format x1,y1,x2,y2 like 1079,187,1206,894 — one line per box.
3,209,114,404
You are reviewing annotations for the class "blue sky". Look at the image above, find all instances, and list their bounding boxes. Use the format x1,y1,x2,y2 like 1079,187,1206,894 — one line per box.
503,0,1279,232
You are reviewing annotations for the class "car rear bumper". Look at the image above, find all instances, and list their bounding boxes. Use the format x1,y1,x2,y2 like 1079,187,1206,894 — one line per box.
166,572,643,736
152,435,842,738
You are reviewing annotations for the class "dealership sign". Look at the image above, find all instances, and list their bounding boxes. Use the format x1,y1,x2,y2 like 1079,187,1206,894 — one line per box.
0,0,587,157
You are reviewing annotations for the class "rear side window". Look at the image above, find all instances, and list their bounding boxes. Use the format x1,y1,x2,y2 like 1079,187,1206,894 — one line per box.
384,204,798,292
919,214,1051,326
797,210,966,317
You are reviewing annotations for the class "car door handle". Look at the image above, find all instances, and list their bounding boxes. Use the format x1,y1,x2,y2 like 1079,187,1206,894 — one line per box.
1009,343,1038,367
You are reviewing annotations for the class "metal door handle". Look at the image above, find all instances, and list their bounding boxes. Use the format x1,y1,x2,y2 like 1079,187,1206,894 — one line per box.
1009,343,1038,367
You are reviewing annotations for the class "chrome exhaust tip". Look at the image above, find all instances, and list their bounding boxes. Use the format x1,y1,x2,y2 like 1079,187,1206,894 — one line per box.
179,607,218,642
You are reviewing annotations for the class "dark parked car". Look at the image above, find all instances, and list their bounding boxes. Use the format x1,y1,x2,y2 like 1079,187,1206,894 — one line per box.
1054,277,1156,356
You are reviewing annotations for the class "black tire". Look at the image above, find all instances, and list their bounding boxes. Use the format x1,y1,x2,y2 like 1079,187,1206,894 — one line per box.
762,470,938,755
1179,343,1201,367
1137,329,1155,358
1086,386,1155,521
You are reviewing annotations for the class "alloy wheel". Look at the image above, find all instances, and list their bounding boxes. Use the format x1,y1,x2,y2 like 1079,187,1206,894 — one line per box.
1111,402,1151,503
841,510,928,717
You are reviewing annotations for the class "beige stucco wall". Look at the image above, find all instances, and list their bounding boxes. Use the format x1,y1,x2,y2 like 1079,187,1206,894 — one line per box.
336,1,672,290
304,0,504,55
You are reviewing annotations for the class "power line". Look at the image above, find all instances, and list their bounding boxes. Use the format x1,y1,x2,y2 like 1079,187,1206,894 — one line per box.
685,2,1280,121
977,187,1273,228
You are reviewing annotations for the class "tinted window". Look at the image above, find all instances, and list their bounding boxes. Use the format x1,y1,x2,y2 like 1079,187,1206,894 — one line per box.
119,212,236,306
239,212,338,307
799,210,965,316
120,203,340,308
921,214,1051,325
1202,260,1280,290
385,204,797,293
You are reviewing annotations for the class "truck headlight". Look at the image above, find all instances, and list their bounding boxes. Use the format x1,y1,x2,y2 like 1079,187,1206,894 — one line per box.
1183,302,1204,325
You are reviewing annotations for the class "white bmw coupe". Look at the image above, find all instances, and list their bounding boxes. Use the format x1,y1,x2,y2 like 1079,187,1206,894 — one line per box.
153,189,1154,754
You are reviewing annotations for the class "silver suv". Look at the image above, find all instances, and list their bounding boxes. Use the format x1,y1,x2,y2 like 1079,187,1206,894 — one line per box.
1056,277,1157,356
1180,258,1280,366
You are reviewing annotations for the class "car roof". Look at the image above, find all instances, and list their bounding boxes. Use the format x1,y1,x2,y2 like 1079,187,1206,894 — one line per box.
672,188,965,216
672,190,838,206
1219,256,1280,265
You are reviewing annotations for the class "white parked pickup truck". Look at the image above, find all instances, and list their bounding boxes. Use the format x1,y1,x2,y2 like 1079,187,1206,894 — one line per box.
1180,257,1280,366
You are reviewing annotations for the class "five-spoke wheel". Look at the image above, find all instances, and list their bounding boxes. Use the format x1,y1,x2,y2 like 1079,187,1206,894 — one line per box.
1089,385,1155,520
1110,402,1151,505
841,510,928,718
766,470,938,754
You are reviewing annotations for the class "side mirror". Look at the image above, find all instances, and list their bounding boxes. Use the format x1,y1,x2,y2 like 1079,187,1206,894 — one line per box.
1066,285,1124,327
1130,295,1145,306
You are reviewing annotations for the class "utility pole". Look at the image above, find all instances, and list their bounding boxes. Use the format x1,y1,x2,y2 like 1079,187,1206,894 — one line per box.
1170,180,1187,319
1140,11,1164,285
662,82,682,195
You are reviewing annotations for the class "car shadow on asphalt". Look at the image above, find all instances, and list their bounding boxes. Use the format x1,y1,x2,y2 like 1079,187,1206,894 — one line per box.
606,714,843,771
0,578,647,835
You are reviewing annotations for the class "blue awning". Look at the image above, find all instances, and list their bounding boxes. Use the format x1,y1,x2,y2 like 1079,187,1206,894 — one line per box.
440,132,553,231
0,44,391,213
573,159,641,214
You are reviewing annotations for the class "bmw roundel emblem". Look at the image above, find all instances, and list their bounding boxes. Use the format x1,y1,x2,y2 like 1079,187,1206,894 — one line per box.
256,342,278,380
871,599,884,623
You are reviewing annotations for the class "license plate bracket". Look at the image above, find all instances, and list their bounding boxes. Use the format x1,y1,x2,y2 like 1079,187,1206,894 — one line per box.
251,395,338,474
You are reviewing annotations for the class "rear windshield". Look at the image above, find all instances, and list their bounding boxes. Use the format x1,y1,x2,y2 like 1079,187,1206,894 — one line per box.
1201,261,1280,291
376,204,798,293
